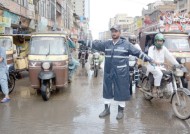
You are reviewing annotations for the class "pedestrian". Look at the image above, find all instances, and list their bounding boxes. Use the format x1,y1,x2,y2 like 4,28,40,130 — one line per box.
67,35,80,83
0,42,10,103
92,25,154,120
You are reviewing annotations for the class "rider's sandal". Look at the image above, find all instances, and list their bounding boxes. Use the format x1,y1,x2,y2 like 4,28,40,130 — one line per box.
1,98,11,103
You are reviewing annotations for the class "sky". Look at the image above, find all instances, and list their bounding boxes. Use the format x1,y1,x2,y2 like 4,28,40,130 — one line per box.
89,0,159,39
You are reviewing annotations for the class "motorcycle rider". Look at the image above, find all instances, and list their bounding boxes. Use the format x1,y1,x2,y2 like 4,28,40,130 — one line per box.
89,49,104,70
92,25,154,120
128,35,142,88
0,42,10,103
147,33,179,97
128,35,141,51
78,41,89,62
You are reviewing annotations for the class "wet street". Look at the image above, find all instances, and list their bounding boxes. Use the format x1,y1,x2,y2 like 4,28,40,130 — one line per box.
0,64,190,134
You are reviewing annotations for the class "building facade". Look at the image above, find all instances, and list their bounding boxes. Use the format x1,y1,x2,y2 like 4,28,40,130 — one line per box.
0,0,83,37
72,0,90,20
174,0,190,13
0,0,35,34
72,0,90,40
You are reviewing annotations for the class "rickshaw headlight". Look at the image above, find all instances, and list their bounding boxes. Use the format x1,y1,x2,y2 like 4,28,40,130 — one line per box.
42,62,51,70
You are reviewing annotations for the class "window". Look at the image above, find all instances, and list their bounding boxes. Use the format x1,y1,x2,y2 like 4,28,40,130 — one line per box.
30,37,67,55
19,0,28,7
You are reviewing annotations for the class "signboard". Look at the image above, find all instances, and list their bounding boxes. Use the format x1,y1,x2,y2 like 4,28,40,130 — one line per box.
169,24,180,31
0,16,11,27
3,11,20,25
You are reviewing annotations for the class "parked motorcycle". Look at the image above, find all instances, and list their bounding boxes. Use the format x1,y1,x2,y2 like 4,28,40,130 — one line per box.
140,63,190,120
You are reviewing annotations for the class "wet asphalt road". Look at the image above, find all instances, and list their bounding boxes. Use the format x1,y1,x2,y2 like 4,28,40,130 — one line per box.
0,64,190,134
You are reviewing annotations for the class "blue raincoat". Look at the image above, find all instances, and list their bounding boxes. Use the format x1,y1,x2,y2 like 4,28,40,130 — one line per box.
92,38,152,101
0,47,9,95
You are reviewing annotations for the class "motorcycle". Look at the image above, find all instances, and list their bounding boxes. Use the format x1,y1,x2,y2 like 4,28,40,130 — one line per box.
129,56,138,95
92,51,100,77
80,50,87,68
140,63,190,120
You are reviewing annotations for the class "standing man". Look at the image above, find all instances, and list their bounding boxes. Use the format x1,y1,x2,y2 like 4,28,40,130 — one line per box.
92,25,154,120
0,43,10,103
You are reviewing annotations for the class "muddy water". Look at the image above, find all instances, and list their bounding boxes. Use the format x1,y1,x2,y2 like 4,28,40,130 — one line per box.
0,66,190,134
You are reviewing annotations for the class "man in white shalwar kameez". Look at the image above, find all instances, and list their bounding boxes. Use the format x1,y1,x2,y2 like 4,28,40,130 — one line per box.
147,33,179,96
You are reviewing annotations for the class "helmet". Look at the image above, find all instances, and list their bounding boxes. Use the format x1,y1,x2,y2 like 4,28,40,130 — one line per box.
154,33,165,49
128,35,137,45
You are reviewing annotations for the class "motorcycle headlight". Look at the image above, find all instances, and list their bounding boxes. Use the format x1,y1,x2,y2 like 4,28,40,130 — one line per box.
94,52,100,58
180,58,186,64
42,62,51,70
129,61,136,67
176,57,186,64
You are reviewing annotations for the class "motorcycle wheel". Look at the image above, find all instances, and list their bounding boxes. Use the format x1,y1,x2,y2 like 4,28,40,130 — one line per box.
41,81,51,101
82,59,85,68
172,90,190,120
8,74,15,94
142,77,153,101
129,79,132,95
94,65,98,77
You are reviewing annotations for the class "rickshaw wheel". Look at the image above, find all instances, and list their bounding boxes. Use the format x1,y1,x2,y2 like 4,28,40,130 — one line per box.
41,81,51,101
8,74,15,94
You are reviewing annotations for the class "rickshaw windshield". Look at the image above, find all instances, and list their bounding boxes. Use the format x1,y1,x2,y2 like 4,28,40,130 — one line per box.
30,37,67,55
0,38,12,50
164,37,190,51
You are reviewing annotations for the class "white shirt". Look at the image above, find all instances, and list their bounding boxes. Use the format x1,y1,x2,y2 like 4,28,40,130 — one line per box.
148,46,178,65
113,39,119,45
133,43,142,51
129,43,142,61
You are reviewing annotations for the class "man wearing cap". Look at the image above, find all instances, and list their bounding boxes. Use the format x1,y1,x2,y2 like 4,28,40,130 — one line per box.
92,25,154,120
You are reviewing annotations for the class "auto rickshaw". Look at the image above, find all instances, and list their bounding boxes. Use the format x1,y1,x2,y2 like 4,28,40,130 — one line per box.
139,32,190,88
0,34,30,75
28,32,69,101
